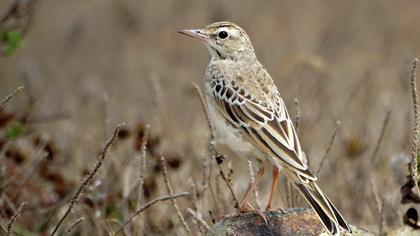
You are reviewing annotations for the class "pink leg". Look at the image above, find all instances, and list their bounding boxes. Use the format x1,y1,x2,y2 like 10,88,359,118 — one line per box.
240,165,265,212
266,166,280,210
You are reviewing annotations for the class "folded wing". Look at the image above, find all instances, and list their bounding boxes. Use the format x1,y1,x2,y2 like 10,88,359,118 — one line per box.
209,77,316,180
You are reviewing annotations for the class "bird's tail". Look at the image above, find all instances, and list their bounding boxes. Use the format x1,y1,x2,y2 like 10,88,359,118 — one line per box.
294,179,352,235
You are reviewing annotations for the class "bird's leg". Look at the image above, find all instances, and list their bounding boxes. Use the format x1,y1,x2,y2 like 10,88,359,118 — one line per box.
238,165,267,225
239,165,264,212
266,166,280,211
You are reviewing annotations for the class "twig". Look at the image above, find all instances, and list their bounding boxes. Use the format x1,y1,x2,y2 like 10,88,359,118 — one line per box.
0,86,24,110
294,98,301,133
215,175,228,215
187,180,203,235
247,161,261,210
50,124,124,236
0,223,6,234
371,111,391,164
161,156,192,236
208,175,221,218
370,179,385,235
0,0,39,35
1,139,47,190
106,219,116,236
138,124,150,203
189,179,199,212
115,192,190,235
193,83,240,208
409,58,420,198
288,98,302,207
227,161,234,184
64,218,85,235
187,208,211,231
135,124,149,235
316,121,341,176
284,177,292,207
201,153,211,193
6,201,26,236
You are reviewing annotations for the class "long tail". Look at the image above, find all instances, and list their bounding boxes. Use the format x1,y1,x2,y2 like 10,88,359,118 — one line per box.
294,179,352,235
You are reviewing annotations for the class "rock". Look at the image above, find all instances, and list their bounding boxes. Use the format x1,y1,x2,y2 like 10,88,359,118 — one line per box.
206,208,373,236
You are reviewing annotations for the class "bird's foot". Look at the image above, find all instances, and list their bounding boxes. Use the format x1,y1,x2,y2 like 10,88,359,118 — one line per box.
239,204,268,225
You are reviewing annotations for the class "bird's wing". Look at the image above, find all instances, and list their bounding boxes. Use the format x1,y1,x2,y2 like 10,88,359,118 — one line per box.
208,75,316,180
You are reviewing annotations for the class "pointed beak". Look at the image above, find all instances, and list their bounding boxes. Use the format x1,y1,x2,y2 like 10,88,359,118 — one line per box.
178,29,208,41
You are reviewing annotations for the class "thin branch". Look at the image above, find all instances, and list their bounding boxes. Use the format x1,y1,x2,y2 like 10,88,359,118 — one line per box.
193,83,240,208
208,175,221,218
115,192,190,235
64,218,85,235
201,153,211,193
138,124,150,203
0,223,6,234
134,124,149,235
288,98,302,207
316,121,341,176
50,124,124,236
106,219,115,236
371,111,391,164
294,98,301,133
1,139,47,190
188,178,203,235
0,86,23,110
189,179,199,212
6,201,26,236
227,161,234,184
0,0,39,35
409,58,420,198
370,179,385,235
284,177,292,207
187,208,211,231
161,156,192,236
187,180,203,235
247,161,261,210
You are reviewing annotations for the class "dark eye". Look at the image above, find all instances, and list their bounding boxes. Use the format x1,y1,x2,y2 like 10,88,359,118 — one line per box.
218,31,228,39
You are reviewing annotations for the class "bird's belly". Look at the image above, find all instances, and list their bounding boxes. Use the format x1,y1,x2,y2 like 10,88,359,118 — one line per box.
207,102,259,159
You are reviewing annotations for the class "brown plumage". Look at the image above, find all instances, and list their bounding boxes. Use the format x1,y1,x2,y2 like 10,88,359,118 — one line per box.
179,21,351,235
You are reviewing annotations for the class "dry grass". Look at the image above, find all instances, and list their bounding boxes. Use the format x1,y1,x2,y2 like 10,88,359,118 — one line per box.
0,87,23,110
51,123,123,235
409,58,420,198
6,201,26,236
1,1,420,235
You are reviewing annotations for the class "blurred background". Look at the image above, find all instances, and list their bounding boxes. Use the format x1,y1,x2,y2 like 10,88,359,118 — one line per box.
1,0,420,235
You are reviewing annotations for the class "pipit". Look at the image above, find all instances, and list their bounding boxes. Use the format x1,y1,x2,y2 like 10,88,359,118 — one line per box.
179,21,351,235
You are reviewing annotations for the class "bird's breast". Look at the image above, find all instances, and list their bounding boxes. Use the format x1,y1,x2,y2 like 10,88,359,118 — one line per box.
206,99,259,158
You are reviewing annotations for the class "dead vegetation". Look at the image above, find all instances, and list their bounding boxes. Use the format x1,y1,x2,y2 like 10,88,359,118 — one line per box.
1,1,420,235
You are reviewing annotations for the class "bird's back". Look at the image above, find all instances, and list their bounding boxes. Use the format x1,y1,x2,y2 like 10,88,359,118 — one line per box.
205,58,280,110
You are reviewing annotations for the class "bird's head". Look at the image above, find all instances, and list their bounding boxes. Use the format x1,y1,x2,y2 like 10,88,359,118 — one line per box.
178,21,255,60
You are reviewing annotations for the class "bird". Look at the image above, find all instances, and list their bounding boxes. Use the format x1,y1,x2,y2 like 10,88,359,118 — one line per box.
178,21,352,235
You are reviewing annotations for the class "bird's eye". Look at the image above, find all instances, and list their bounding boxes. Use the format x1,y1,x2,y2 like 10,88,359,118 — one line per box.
218,31,228,39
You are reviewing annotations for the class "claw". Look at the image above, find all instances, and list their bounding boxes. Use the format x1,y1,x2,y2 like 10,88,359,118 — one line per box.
240,204,268,226
254,209,268,225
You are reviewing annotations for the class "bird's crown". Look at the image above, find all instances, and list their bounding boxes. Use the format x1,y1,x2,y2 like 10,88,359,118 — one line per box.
179,21,255,60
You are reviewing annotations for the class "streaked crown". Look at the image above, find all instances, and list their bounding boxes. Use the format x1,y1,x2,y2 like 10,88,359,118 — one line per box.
179,21,255,60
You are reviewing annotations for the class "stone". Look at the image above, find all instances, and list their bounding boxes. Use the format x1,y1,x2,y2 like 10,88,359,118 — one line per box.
206,208,373,236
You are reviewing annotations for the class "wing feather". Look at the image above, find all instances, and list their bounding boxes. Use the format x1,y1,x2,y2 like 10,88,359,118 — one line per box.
209,78,315,179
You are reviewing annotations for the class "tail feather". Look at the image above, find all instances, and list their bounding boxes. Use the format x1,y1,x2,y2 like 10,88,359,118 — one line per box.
295,181,352,235
296,183,338,235
324,195,352,233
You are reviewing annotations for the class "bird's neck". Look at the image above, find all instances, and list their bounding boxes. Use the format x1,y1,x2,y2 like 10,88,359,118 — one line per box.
208,47,257,62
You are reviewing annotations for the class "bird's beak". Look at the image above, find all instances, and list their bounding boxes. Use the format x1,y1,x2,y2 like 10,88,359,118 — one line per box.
178,29,208,41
